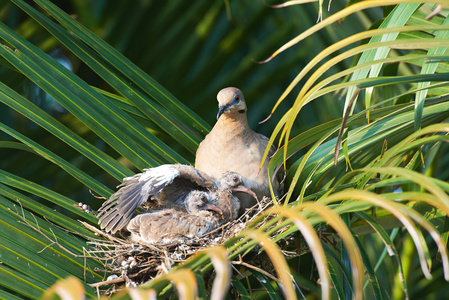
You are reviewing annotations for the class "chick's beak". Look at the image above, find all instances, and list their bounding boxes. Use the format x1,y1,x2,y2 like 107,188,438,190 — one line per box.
202,203,224,217
231,185,257,199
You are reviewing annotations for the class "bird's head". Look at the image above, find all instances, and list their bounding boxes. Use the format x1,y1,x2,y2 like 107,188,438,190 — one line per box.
216,87,247,120
187,191,224,217
219,172,257,199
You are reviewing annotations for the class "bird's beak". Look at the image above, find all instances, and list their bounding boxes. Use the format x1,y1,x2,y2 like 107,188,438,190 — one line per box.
217,104,231,120
231,186,257,199
202,203,224,217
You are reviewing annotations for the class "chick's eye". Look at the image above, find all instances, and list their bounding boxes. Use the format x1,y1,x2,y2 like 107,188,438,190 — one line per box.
201,195,206,201
233,176,239,183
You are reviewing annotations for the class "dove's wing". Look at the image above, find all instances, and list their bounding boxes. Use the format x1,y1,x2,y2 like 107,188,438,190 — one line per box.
257,133,285,196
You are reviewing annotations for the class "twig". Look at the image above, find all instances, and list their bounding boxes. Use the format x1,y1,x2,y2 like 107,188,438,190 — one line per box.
80,221,128,245
90,276,125,288
89,189,106,200
232,259,281,284
10,202,91,258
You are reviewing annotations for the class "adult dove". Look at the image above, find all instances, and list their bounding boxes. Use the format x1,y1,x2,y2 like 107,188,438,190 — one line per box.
195,87,284,212
98,164,256,233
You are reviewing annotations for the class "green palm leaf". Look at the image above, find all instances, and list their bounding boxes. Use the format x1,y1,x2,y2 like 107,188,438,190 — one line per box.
1,0,449,299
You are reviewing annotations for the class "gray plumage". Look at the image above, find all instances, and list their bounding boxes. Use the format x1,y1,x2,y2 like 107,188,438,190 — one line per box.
127,191,223,244
98,164,255,233
211,171,253,222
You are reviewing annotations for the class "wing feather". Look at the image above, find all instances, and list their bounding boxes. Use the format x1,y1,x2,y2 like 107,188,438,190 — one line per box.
257,133,285,195
98,164,216,233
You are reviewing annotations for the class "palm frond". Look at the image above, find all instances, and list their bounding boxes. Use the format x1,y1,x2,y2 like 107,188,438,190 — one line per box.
1,0,449,298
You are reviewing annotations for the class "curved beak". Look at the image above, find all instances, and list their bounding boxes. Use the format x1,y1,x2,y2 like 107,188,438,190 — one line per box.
202,203,224,217
231,185,257,200
217,104,231,120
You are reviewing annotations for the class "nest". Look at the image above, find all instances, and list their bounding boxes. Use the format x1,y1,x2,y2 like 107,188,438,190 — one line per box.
84,197,273,293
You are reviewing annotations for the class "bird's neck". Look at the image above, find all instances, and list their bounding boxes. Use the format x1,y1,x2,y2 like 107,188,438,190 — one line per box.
215,113,250,135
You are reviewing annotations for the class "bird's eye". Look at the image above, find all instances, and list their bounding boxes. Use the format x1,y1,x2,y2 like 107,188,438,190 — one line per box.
233,176,239,183
232,95,240,104
201,195,206,201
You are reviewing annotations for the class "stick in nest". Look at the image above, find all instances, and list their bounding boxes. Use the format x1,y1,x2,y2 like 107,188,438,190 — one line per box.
83,195,276,293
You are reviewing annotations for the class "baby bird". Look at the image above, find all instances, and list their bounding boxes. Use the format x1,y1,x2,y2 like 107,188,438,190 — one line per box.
211,171,251,222
98,164,256,233
126,190,224,244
